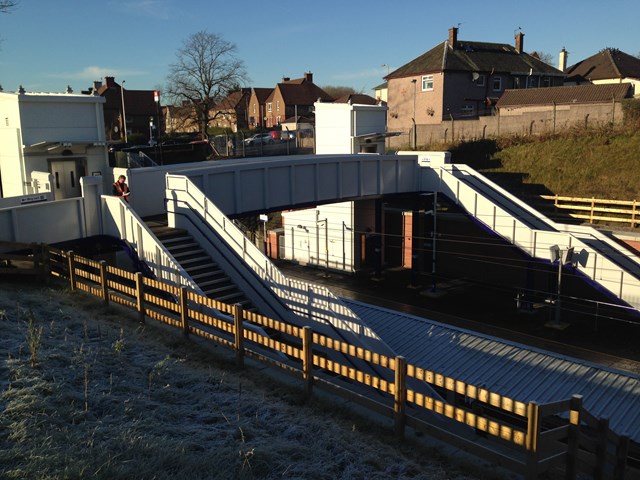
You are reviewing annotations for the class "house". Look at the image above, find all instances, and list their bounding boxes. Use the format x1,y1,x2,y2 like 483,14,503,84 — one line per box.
87,77,160,143
162,103,200,135
373,81,388,103
263,73,333,128
386,27,565,142
0,88,108,200
209,88,251,132
564,48,640,97
247,88,273,129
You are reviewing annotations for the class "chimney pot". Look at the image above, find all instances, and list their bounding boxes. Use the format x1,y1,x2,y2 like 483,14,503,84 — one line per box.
448,27,458,49
304,71,313,82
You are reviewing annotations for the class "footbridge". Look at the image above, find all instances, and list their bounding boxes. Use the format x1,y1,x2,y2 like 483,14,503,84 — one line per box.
161,153,640,313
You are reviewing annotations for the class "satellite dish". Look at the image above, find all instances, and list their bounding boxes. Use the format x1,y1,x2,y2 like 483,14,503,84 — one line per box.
472,72,480,81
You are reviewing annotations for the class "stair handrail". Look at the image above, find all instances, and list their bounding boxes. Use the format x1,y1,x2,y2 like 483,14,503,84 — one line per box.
165,174,378,341
436,166,640,309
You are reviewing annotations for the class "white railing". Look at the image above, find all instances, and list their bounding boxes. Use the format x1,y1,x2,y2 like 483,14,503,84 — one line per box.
165,174,384,343
436,165,640,310
101,195,196,290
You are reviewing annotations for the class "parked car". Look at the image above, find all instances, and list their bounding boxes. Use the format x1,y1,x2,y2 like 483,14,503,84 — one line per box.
244,133,274,146
280,131,296,140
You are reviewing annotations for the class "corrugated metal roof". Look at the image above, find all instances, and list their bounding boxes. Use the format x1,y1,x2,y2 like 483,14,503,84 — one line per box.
344,298,640,442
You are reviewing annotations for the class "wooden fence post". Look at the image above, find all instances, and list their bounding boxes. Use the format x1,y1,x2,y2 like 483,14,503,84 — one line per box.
525,401,540,479
99,260,109,305
632,200,637,228
302,326,313,399
566,394,582,480
590,197,595,224
67,251,76,291
234,304,244,368
394,355,407,438
595,417,609,480
180,286,189,336
135,272,145,324
614,434,629,480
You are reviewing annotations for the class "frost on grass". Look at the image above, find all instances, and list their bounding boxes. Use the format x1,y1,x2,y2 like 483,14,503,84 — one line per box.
0,281,495,480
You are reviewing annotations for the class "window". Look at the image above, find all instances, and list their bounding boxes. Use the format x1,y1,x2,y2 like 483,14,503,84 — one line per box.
276,100,280,111
421,75,434,91
527,76,539,88
475,74,486,87
253,104,256,114
267,102,272,113
460,104,474,116
492,76,502,91
542,77,551,88
276,116,281,125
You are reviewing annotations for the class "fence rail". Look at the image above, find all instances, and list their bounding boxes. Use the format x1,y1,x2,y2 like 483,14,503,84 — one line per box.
541,194,639,228
0,241,48,276
37,247,634,479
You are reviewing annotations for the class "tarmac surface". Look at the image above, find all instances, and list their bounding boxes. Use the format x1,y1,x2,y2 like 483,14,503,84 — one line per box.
274,259,640,376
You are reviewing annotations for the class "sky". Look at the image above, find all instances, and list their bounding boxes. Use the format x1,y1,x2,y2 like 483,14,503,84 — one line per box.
1,0,638,99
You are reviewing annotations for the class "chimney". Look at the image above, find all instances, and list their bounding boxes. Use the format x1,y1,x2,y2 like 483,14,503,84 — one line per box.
304,71,313,82
105,76,115,87
282,76,290,82
558,47,568,72
448,27,458,49
93,80,102,91
515,32,524,54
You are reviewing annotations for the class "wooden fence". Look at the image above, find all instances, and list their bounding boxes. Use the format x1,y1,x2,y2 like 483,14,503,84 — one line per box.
0,241,48,276
43,247,633,479
541,195,639,228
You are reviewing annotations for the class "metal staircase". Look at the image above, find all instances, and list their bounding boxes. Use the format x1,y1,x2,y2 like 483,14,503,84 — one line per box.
146,219,255,311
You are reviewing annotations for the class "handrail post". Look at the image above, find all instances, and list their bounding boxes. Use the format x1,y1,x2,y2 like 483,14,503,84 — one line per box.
99,260,109,305
590,197,595,224
234,304,244,368
526,401,540,479
68,250,76,291
135,272,145,324
632,200,637,228
394,355,407,438
180,286,189,336
302,326,313,399
566,394,582,480
614,435,630,479
595,417,609,480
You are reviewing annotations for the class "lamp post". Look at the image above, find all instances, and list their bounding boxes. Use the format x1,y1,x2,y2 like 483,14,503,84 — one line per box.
411,79,417,149
342,221,353,271
548,245,575,328
120,80,128,143
316,212,329,277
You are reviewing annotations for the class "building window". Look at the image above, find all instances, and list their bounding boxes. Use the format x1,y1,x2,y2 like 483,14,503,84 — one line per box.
527,76,539,88
475,74,486,87
276,100,280,111
421,75,434,91
276,116,281,125
267,102,272,113
460,104,474,116
542,77,551,87
253,104,256,114
492,77,502,92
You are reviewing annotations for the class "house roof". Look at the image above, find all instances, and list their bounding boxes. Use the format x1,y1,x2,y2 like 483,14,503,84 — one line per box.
565,48,640,83
212,89,250,111
270,82,333,105
251,88,273,103
388,40,564,79
496,83,633,108
332,93,379,105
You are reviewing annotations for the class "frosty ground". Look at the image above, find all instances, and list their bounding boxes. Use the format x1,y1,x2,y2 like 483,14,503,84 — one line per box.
0,279,509,479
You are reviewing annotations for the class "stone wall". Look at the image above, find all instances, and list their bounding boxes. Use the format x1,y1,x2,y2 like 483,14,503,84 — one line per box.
388,101,624,149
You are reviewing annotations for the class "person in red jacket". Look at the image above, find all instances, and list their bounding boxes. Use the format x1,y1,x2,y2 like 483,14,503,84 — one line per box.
112,175,131,202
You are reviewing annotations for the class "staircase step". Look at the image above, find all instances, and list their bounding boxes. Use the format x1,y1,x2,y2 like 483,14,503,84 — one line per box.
206,284,237,296
215,291,246,303
199,276,231,289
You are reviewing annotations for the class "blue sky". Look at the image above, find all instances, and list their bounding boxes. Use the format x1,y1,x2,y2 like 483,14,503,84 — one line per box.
1,0,638,99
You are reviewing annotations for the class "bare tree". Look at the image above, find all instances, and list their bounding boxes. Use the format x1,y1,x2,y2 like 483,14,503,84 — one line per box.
322,85,362,99
165,31,247,137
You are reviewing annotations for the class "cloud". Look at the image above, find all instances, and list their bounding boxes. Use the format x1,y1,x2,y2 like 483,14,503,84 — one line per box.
47,66,147,82
107,0,172,20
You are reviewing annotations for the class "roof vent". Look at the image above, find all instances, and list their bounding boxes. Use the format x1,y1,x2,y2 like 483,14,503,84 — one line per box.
17,85,25,94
